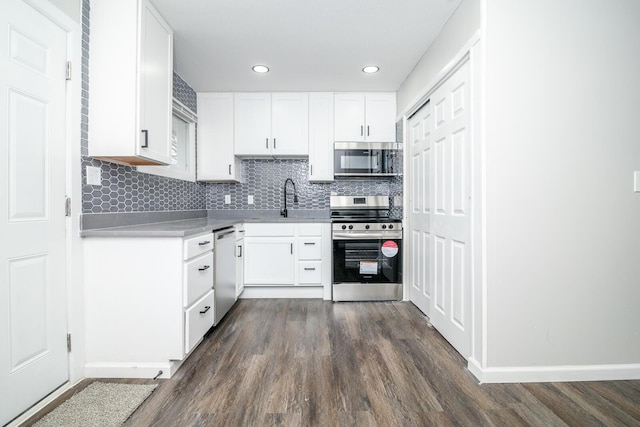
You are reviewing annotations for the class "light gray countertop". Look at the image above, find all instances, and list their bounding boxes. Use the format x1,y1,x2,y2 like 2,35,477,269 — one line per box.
80,210,331,237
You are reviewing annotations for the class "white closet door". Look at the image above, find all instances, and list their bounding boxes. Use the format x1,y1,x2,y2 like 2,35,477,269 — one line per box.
428,60,472,358
408,102,433,316
0,1,69,424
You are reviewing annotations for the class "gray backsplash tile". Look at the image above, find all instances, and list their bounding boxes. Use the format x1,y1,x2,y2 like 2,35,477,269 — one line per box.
80,0,403,216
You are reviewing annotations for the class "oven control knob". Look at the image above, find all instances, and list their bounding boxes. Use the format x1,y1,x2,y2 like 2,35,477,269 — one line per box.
348,225,354,230
341,225,347,230
365,225,370,230
381,224,387,229
389,224,394,229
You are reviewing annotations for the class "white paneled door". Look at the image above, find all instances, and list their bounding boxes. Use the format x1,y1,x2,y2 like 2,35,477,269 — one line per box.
408,102,432,316
408,59,472,358
0,1,69,424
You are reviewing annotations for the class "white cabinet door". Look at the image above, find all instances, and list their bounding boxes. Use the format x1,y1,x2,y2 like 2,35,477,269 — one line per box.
334,93,396,143
89,0,173,166
197,93,241,181
308,93,334,181
365,93,397,142
234,93,271,156
138,0,173,164
243,238,295,285
272,93,309,156
334,93,365,141
236,237,244,298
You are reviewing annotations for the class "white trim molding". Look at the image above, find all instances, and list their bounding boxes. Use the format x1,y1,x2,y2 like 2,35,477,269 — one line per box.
468,359,640,384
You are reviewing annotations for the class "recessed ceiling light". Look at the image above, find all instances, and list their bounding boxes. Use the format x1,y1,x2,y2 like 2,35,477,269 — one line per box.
362,66,380,74
252,65,269,73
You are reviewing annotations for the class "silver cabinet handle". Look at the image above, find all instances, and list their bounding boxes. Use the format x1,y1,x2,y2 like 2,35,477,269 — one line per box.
303,242,316,245
266,137,269,149
198,265,210,271
360,125,363,136
198,240,211,246
141,129,148,148
367,125,370,136
290,243,293,254
237,245,243,258
274,138,277,149
310,165,313,175
304,267,316,271
228,164,232,175
199,306,211,314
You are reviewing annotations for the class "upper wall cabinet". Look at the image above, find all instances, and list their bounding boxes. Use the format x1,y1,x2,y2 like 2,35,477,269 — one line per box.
334,93,396,142
308,93,334,182
89,0,173,166
234,93,309,157
197,93,241,182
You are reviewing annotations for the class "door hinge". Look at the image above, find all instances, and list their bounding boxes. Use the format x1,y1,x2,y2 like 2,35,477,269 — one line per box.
67,334,72,352
65,197,71,217
66,61,72,81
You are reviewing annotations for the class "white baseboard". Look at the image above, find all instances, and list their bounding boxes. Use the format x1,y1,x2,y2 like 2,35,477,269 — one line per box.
468,358,640,383
84,360,183,379
7,379,82,427
240,286,323,299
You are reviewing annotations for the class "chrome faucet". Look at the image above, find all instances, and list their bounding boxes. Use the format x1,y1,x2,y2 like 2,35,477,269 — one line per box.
280,178,298,218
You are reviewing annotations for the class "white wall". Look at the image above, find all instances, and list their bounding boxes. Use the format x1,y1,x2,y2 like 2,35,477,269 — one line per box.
48,0,81,23
396,0,480,115
484,0,640,368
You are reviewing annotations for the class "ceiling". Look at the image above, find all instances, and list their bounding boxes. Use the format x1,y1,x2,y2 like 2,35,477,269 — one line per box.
150,0,463,93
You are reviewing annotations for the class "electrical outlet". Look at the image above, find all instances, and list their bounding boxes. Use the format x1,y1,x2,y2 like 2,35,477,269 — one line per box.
248,195,254,205
86,166,101,186
224,195,231,204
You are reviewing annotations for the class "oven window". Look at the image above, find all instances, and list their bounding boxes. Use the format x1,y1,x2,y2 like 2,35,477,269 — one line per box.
333,239,401,284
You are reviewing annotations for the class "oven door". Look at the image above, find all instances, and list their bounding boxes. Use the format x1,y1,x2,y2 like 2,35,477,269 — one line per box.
333,142,398,177
332,237,402,284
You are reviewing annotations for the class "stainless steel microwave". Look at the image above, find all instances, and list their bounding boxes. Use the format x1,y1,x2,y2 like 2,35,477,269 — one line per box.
334,142,399,177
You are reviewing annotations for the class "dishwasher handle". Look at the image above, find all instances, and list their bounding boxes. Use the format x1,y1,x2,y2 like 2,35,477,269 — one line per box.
216,229,235,239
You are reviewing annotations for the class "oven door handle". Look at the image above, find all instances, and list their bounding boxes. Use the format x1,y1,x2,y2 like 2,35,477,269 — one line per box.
332,232,402,240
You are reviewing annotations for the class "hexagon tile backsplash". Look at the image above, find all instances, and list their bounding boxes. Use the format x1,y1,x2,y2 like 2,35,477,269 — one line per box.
80,0,402,216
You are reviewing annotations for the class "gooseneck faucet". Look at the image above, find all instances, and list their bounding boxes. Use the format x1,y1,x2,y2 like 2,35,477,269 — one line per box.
281,178,298,218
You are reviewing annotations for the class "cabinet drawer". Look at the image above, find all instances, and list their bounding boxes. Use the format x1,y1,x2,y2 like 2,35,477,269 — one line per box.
298,223,322,236
298,261,322,284
184,232,214,260
244,223,295,237
185,290,215,354
298,238,321,260
184,252,214,307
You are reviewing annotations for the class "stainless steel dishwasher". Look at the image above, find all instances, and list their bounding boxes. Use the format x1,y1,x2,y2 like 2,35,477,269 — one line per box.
214,227,237,325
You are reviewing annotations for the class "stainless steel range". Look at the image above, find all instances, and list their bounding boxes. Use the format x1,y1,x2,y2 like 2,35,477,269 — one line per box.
331,195,403,301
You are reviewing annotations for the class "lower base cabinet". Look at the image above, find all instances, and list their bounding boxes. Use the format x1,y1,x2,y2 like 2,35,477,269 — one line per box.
243,223,330,287
84,232,215,379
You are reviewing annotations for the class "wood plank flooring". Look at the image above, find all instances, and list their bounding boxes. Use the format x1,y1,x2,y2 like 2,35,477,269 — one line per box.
24,299,640,426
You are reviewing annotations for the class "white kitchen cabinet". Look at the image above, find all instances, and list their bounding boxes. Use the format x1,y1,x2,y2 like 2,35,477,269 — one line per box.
84,232,215,378
236,226,245,298
334,93,396,143
89,0,173,166
234,93,309,157
308,93,335,182
243,223,330,290
197,93,241,182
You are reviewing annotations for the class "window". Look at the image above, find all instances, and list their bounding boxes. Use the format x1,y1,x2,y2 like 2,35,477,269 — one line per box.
138,99,196,181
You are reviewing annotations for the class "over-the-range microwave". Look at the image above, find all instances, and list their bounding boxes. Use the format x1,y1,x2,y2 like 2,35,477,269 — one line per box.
334,142,399,177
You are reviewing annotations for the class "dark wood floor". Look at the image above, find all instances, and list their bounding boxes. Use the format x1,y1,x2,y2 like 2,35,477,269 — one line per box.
25,299,640,426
